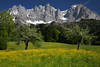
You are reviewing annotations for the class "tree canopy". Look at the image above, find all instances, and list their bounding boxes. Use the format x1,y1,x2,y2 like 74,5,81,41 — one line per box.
15,25,42,49
0,10,15,50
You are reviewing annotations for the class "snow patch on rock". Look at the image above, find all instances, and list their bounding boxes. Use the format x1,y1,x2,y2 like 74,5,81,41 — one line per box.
72,5,77,8
60,17,67,20
26,20,52,25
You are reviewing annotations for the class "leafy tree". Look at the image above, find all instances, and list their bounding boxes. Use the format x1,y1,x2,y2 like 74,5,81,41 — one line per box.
44,27,61,42
14,25,42,50
0,10,15,37
0,10,15,50
0,23,8,49
62,25,95,50
76,19,100,45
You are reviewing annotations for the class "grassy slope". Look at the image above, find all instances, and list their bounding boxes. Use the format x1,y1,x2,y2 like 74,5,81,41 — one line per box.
0,42,100,67
7,42,100,53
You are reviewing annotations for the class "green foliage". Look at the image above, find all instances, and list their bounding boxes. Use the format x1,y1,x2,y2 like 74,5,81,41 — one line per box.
0,10,15,50
37,20,98,45
14,25,42,49
0,37,7,50
77,19,100,45
45,27,60,42
0,21,8,49
59,24,94,45
39,25,61,42
0,10,15,37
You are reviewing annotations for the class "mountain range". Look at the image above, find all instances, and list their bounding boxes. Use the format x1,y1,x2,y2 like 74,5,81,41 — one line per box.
8,4,100,25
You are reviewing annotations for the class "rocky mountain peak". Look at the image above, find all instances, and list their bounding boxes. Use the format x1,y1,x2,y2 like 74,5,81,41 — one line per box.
64,4,100,22
8,4,100,25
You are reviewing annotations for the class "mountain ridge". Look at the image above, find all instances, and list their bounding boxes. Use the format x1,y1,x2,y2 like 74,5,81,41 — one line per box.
8,4,100,25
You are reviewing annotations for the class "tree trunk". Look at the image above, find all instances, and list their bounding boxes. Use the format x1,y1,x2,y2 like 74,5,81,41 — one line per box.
25,41,28,50
77,42,80,50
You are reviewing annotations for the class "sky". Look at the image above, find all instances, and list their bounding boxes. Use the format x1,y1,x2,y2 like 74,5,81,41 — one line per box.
0,0,100,15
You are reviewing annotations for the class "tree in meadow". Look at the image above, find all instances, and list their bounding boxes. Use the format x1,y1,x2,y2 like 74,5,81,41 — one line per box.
15,25,42,50
61,24,95,50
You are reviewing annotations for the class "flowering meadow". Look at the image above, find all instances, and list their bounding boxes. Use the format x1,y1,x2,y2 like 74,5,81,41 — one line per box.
0,42,100,67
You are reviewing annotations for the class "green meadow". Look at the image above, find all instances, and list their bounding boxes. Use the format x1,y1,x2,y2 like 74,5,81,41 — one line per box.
0,42,100,67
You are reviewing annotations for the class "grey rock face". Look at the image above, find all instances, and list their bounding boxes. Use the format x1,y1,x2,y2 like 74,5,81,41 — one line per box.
8,4,100,24
64,4,100,22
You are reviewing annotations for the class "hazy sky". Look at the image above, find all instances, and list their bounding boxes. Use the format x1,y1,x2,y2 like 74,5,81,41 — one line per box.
0,0,100,15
